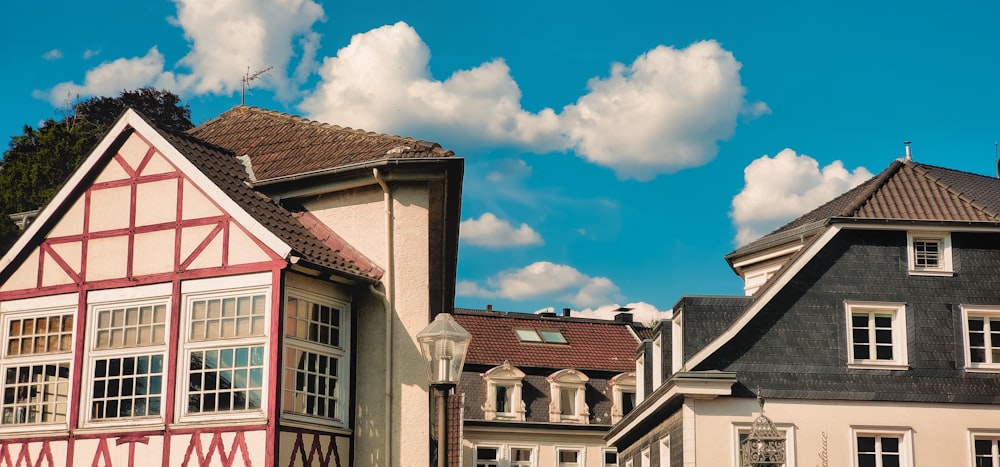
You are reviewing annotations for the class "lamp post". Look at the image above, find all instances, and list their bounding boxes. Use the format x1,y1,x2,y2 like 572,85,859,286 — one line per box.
417,313,471,467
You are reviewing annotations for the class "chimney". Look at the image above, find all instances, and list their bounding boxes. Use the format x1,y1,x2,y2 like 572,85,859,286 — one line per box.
904,141,912,161
562,307,571,317
485,304,493,312
614,313,633,323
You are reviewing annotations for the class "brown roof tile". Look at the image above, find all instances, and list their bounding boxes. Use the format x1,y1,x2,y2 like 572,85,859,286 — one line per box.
454,309,640,372
188,106,454,181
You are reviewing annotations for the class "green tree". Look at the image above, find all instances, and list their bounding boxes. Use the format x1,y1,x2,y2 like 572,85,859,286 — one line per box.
0,88,192,253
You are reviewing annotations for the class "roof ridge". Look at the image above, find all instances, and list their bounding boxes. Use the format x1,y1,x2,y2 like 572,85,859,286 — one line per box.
226,105,442,150
842,159,904,217
908,161,1000,220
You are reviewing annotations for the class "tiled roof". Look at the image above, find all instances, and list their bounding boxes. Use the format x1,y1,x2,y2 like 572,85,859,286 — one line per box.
454,309,640,372
730,159,1000,259
188,106,454,181
155,127,383,282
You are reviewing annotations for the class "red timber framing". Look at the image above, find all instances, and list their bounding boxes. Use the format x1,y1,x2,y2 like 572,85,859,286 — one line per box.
0,125,294,466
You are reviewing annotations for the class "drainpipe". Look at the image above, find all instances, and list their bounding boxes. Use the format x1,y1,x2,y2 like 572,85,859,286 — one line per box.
373,168,395,466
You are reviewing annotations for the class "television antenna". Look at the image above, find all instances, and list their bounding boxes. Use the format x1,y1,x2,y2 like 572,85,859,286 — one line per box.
241,65,273,106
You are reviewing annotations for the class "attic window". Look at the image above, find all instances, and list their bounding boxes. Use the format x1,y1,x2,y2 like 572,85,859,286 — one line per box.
906,231,953,276
514,329,566,344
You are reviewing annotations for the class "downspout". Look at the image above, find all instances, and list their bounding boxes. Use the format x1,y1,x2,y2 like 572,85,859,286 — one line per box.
373,168,395,466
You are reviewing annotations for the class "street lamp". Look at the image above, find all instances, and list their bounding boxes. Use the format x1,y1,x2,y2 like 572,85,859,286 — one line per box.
417,313,471,467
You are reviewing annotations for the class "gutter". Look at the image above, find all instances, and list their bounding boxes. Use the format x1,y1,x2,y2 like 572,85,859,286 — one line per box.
373,168,396,465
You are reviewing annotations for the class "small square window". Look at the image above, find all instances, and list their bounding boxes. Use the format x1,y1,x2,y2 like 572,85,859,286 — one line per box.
557,449,582,467
906,232,952,275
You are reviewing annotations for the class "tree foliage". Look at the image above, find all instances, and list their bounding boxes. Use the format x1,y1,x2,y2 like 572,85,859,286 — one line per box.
0,88,192,253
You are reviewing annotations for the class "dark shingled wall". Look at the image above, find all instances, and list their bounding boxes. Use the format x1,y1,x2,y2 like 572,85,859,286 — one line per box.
698,229,1000,403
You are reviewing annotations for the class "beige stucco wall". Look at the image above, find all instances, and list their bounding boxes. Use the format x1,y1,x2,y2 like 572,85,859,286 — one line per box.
304,182,434,467
689,396,1000,467
464,426,611,467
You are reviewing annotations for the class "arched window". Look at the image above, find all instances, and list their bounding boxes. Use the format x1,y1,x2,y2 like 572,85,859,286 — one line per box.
482,361,526,421
609,372,637,424
547,369,589,423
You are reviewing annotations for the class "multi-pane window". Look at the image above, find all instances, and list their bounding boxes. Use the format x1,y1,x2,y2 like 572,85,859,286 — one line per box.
547,369,589,423
282,294,347,424
184,290,267,418
510,447,533,467
475,446,500,467
483,361,525,421
1,312,74,426
975,436,1000,467
846,303,907,367
964,307,1000,369
906,232,952,275
87,302,167,422
856,434,901,467
557,449,582,467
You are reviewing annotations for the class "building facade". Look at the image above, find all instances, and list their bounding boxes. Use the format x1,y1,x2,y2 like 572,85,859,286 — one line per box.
0,106,463,467
607,158,1000,466
455,308,647,467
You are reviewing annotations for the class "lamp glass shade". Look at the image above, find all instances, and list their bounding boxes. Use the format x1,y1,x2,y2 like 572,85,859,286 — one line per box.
417,313,472,385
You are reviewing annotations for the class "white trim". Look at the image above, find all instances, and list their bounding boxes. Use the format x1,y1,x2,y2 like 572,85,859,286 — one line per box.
906,231,953,276
845,301,908,368
969,429,1000,467
652,336,663,388
604,448,620,467
960,305,1000,371
609,372,636,424
850,426,913,467
554,445,586,467
0,109,292,276
181,272,271,294
88,282,171,303
730,244,805,269
686,226,842,370
0,293,77,312
547,369,590,424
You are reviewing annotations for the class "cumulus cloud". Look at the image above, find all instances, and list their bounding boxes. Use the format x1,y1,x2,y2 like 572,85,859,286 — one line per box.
43,49,63,61
38,48,173,106
456,261,623,308
39,0,325,105
538,302,672,326
460,213,543,248
301,23,763,180
731,149,873,246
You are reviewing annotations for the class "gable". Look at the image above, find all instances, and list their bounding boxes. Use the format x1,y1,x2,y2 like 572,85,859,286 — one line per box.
0,113,288,296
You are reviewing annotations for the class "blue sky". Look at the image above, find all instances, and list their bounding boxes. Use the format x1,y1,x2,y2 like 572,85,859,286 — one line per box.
3,1,1000,322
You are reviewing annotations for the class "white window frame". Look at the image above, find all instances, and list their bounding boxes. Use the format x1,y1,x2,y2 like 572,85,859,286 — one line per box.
555,446,585,467
508,445,536,467
672,312,683,374
652,336,662,388
547,369,589,424
640,447,650,467
636,353,646,404
906,231,953,276
474,444,501,467
482,361,526,421
961,305,1000,372
281,288,350,427
473,443,537,467
604,448,619,467
970,430,1000,467
732,422,797,467
609,372,636,424
659,435,670,467
845,301,908,369
851,427,912,467
81,292,170,429
176,279,271,424
0,304,76,433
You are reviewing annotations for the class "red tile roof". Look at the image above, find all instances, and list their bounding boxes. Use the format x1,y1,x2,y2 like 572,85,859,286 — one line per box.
189,106,454,182
454,310,640,372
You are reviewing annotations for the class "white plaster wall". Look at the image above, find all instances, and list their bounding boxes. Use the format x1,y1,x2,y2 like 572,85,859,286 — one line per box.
690,396,1000,466
304,182,434,467
463,428,610,467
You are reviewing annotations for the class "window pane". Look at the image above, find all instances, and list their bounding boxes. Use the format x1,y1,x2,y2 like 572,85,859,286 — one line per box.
282,346,341,420
514,329,541,342
7,314,73,355
284,297,342,349
1,363,71,425
188,345,265,414
190,294,265,341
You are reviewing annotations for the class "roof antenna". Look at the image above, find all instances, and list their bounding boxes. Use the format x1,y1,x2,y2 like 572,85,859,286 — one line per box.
240,65,273,106
995,141,999,178
904,141,912,161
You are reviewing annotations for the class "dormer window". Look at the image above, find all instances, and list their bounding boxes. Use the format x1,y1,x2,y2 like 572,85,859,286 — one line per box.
907,231,953,276
482,361,526,421
547,369,589,424
515,329,567,344
609,372,637,424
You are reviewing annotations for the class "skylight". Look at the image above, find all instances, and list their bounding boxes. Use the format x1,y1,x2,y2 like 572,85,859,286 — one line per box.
515,329,567,344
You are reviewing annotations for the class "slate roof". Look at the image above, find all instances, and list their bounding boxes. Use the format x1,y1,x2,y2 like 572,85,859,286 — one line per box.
674,296,754,361
154,124,384,282
188,106,454,182
728,159,1000,261
454,309,641,372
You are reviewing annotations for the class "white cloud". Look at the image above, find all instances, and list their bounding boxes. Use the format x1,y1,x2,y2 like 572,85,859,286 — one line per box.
457,261,623,308
460,213,542,248
43,49,63,61
38,48,173,106
539,302,672,326
731,149,873,246
39,0,325,105
83,49,100,60
301,24,762,180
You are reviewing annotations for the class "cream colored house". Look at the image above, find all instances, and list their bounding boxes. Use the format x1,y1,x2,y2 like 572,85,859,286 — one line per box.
607,158,1000,466
0,106,463,467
